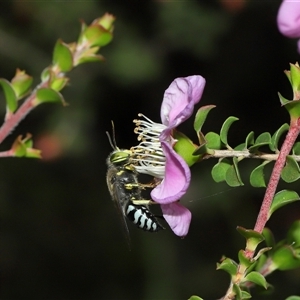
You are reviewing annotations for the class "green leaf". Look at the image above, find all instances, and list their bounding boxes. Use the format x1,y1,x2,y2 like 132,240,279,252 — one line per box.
11,134,41,158
244,131,255,149
41,67,50,82
220,116,239,146
76,53,105,65
272,245,300,270
50,77,69,92
205,132,222,149
193,105,216,134
255,253,268,272
285,296,300,300
281,156,300,183
82,24,113,47
192,142,208,156
248,132,271,152
11,69,33,99
95,13,115,31
270,123,289,151
35,88,66,106
243,271,267,289
250,161,271,188
290,62,300,92
232,284,242,300
53,39,73,72
292,142,300,155
225,157,243,187
216,257,238,276
240,291,252,299
278,92,290,106
211,158,231,182
188,296,203,300
262,228,275,248
287,220,300,247
281,97,300,120
253,247,272,263
269,190,300,219
0,78,17,114
237,227,264,252
238,250,254,268
173,130,200,166
234,143,246,151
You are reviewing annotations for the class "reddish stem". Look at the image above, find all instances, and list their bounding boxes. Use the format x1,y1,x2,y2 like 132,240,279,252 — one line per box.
0,81,48,145
253,118,300,233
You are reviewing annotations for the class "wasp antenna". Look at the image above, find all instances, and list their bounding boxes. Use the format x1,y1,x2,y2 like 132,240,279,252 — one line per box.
111,120,119,150
106,120,120,150
106,131,115,150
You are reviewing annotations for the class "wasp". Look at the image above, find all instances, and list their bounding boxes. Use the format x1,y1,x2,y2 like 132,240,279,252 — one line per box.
106,124,164,240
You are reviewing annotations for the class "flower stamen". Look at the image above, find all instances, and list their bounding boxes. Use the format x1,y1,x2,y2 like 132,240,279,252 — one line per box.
131,114,167,178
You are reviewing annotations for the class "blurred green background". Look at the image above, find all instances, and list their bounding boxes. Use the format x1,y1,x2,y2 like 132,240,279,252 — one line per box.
0,1,300,299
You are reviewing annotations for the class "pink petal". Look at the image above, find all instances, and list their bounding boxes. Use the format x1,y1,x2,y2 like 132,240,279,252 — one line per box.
151,141,190,203
161,202,192,237
160,75,206,128
277,0,300,38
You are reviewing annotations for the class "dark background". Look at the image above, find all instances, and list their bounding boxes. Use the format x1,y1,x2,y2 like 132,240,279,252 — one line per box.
0,1,299,299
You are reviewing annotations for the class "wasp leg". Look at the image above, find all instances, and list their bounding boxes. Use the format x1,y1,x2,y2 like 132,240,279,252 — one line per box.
138,178,162,189
124,181,160,190
124,183,140,190
131,199,158,205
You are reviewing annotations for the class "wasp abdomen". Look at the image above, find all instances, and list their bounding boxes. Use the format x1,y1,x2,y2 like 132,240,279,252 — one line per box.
126,204,163,232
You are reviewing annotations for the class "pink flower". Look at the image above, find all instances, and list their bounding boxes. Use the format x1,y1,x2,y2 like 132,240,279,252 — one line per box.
277,0,300,52
132,75,206,236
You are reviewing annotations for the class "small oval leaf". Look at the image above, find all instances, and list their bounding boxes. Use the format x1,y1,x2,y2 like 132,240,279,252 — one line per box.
287,220,300,247
238,250,254,268
194,105,216,134
53,39,73,72
237,227,264,251
11,69,33,99
285,296,300,300
216,257,238,276
240,291,252,299
220,116,239,146
244,131,255,149
205,132,222,149
35,88,67,106
269,190,300,219
82,24,113,47
262,228,275,248
211,159,231,183
188,296,204,300
76,54,105,65
243,271,268,289
232,284,242,299
250,161,271,188
270,123,289,151
0,78,17,114
249,132,272,152
225,157,244,187
292,141,300,155
50,77,69,92
281,156,300,183
272,245,300,270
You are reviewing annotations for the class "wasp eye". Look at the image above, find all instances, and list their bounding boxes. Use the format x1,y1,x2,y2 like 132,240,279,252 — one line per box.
110,151,130,164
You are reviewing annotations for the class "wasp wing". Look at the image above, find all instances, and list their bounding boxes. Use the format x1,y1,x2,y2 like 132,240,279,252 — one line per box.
106,167,131,248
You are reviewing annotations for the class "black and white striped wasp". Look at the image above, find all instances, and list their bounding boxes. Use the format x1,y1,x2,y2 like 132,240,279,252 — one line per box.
106,124,164,241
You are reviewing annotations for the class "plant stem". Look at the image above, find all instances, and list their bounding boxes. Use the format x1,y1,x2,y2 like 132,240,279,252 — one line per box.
253,118,300,235
0,81,48,145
